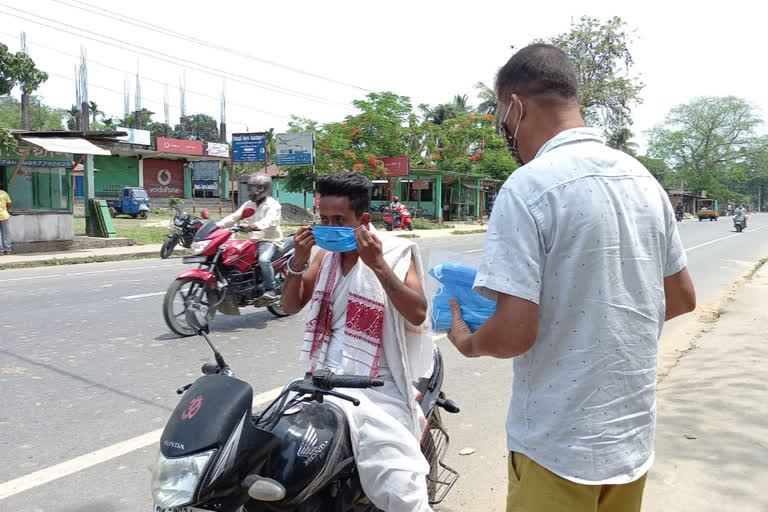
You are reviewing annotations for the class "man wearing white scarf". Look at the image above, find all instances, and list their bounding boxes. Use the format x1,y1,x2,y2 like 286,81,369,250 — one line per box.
283,172,435,512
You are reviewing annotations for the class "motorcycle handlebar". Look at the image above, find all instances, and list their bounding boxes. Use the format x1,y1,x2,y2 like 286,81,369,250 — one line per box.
313,372,385,389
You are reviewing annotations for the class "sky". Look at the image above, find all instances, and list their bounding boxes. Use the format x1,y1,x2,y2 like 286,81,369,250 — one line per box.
0,0,765,152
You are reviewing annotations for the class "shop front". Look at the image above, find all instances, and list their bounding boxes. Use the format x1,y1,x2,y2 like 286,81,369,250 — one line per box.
0,146,74,251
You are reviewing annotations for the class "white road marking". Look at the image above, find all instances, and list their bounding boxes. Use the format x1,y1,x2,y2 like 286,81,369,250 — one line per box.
464,249,483,253
0,386,283,501
685,224,768,253
0,263,184,283
122,291,166,300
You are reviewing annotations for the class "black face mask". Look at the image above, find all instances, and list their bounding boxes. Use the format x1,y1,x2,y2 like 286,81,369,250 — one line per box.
499,100,524,166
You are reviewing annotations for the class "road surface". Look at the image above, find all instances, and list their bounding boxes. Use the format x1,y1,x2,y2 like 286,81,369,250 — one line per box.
1,215,767,511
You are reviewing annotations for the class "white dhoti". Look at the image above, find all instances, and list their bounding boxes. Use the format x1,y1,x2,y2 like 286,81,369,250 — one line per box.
332,382,432,512
300,228,436,512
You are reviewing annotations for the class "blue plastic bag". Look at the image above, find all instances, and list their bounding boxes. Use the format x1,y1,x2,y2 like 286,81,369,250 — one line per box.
429,263,496,332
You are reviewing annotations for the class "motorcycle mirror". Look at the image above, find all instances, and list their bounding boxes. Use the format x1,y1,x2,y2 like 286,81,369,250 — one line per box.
241,207,256,218
185,308,210,334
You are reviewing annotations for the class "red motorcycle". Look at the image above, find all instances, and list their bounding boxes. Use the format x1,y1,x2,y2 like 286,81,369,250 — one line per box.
163,207,296,336
383,204,414,231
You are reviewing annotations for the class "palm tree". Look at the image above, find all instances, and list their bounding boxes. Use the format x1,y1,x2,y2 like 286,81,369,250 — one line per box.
265,127,276,163
66,105,80,131
89,101,104,124
607,127,639,156
102,118,117,131
423,104,456,126
475,82,497,116
452,94,470,113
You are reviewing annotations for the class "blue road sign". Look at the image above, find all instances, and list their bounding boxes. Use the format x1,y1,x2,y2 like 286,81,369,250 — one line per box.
232,133,266,163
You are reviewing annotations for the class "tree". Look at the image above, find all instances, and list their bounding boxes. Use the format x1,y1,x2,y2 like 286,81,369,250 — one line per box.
544,16,643,132
174,113,218,141
126,108,155,128
66,105,80,130
606,127,639,156
102,117,118,131
475,81,497,116
0,42,49,130
648,96,766,201
636,155,671,187
88,101,104,123
0,95,65,131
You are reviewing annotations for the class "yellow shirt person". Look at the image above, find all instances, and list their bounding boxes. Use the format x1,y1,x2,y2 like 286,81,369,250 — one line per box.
0,188,13,254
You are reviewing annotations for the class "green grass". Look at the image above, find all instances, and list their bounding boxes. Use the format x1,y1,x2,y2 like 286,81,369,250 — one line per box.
451,229,487,235
410,218,455,230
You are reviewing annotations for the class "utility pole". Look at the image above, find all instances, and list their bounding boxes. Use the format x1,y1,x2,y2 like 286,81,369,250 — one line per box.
179,71,187,138
20,32,30,130
220,81,227,143
133,60,142,129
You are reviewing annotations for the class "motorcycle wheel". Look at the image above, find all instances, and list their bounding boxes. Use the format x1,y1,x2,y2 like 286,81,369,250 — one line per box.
163,278,218,336
385,223,393,231
160,234,180,259
267,268,291,318
406,221,414,231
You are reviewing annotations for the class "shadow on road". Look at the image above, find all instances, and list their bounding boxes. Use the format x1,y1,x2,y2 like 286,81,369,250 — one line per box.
0,348,174,413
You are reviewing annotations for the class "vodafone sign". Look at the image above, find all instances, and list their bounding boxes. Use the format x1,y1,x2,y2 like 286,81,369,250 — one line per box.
143,159,184,198
156,137,203,156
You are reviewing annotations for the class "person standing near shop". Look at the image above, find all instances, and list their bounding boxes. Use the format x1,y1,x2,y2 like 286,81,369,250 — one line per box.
447,43,696,512
0,184,12,255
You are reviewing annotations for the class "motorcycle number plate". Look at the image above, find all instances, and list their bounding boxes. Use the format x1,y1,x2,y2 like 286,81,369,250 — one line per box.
182,256,208,264
151,503,207,512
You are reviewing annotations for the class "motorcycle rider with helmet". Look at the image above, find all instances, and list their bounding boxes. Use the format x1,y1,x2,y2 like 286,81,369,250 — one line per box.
217,173,283,300
389,195,404,227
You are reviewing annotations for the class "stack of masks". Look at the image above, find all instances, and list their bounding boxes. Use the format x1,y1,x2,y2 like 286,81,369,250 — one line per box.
429,263,496,332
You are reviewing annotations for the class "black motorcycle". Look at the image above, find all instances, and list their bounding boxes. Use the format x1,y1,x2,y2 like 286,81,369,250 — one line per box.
161,206,209,259
151,309,460,512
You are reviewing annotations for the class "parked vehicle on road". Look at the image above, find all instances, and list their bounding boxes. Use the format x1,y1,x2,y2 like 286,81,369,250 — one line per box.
151,309,460,512
101,185,151,218
383,204,414,231
163,208,295,336
160,206,209,259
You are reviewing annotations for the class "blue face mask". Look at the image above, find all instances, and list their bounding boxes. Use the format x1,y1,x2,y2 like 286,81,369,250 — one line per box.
312,226,358,253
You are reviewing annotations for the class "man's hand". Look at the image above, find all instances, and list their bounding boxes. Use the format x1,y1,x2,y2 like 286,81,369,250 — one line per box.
245,225,261,232
355,226,385,270
447,298,473,356
293,226,315,267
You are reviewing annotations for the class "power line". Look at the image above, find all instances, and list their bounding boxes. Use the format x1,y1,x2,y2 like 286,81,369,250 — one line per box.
0,30,288,120
51,0,372,94
0,4,350,108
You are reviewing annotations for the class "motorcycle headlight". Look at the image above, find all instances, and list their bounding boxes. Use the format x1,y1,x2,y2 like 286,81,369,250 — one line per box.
192,240,211,255
174,218,185,227
151,449,215,508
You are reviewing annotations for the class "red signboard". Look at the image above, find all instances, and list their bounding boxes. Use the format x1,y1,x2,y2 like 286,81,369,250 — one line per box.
143,159,184,198
381,156,409,177
156,137,204,156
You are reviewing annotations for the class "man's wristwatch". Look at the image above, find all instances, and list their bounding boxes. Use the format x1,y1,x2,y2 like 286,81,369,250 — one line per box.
287,256,309,275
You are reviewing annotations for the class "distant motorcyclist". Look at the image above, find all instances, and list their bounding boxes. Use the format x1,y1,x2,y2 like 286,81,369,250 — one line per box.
389,195,404,226
217,173,283,300
734,204,748,228
675,202,684,221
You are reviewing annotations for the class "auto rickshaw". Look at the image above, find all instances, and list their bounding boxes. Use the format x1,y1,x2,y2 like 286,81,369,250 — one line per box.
697,199,718,221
